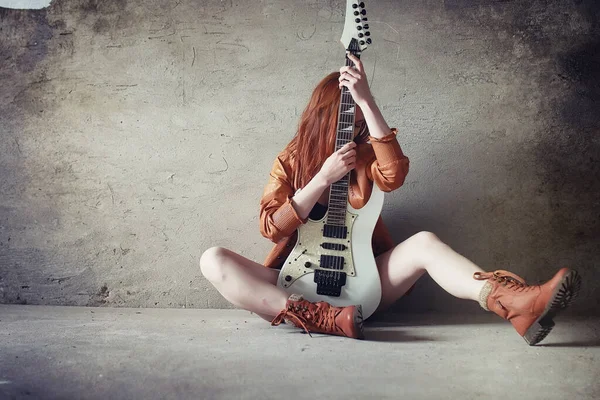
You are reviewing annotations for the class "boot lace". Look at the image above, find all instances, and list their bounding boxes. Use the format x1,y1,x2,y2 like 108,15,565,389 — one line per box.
474,270,529,291
271,301,339,337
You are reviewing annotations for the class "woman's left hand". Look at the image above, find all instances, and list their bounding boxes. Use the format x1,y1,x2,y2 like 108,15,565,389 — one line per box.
339,53,373,107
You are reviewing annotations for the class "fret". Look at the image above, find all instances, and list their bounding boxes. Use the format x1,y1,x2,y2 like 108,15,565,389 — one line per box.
327,212,345,217
326,222,345,227
327,213,345,219
330,192,347,196
328,214,345,219
329,199,346,205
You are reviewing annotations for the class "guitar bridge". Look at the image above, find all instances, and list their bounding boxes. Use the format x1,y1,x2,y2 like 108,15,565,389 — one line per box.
314,269,347,297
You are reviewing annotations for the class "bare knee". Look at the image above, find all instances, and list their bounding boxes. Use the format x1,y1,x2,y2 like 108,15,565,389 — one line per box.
200,246,230,283
412,231,442,250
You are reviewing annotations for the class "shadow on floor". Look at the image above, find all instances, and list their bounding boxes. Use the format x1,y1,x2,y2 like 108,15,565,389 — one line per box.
367,312,500,326
364,328,442,343
539,338,600,348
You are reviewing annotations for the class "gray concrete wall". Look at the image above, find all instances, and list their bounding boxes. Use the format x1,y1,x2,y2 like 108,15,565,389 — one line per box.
1,0,598,314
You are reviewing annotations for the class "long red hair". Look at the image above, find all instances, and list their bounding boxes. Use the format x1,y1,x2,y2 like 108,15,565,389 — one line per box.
287,72,341,189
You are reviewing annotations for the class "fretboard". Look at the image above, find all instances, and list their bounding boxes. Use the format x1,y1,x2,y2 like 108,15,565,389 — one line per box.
326,50,360,226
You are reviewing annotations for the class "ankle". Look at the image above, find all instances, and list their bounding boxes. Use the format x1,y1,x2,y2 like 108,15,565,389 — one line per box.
478,280,492,311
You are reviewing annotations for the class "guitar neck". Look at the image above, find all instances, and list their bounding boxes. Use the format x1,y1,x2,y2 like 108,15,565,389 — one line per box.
326,49,361,226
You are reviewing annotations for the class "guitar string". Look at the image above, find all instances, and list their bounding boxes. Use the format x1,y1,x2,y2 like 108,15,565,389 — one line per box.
327,50,360,227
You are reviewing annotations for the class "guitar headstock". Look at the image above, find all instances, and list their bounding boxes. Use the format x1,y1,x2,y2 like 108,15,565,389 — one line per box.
340,1,371,54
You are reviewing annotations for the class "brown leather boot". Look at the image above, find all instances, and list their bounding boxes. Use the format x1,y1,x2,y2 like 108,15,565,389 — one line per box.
474,268,581,345
271,294,364,339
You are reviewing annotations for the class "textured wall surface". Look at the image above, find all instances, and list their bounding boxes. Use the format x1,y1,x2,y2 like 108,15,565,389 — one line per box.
1,0,598,314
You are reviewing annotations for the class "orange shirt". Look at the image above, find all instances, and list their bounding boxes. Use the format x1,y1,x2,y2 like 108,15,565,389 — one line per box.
259,129,409,268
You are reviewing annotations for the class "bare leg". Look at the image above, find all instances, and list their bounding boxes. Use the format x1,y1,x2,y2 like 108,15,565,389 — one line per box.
200,247,288,320
376,231,486,311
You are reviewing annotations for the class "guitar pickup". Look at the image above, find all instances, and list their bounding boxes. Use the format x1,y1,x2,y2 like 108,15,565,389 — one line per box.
320,242,347,251
323,224,348,239
320,254,345,270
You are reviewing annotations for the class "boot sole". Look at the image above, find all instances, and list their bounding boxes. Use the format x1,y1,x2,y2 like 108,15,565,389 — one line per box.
523,269,582,346
354,305,365,340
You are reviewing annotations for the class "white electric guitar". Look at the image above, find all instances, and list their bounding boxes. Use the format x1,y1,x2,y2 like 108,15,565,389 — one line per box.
277,0,383,319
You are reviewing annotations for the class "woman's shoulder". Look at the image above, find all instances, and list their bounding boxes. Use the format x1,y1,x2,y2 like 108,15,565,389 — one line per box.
270,147,296,178
279,143,301,165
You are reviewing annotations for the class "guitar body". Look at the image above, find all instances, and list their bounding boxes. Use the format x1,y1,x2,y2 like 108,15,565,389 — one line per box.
277,184,384,319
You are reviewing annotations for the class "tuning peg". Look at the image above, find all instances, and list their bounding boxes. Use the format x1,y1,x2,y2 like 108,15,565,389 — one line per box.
354,10,359,16
357,25,362,30
366,38,372,44
358,33,364,38
355,18,360,23
362,17,368,21
361,9,366,15
360,40,365,45
364,31,370,36
363,24,369,29
352,3,358,8
359,2,365,7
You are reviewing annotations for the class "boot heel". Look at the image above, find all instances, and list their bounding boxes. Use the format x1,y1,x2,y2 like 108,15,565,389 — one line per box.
524,270,581,345
524,316,555,346
552,270,581,311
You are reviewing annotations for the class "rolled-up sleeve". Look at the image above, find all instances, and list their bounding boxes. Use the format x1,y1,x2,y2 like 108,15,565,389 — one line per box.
367,128,410,192
259,156,306,243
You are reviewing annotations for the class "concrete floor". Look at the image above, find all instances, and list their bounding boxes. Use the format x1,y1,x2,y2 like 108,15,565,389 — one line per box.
0,305,598,400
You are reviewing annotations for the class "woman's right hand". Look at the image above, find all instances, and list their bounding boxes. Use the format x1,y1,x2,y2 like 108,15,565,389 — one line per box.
317,141,357,186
